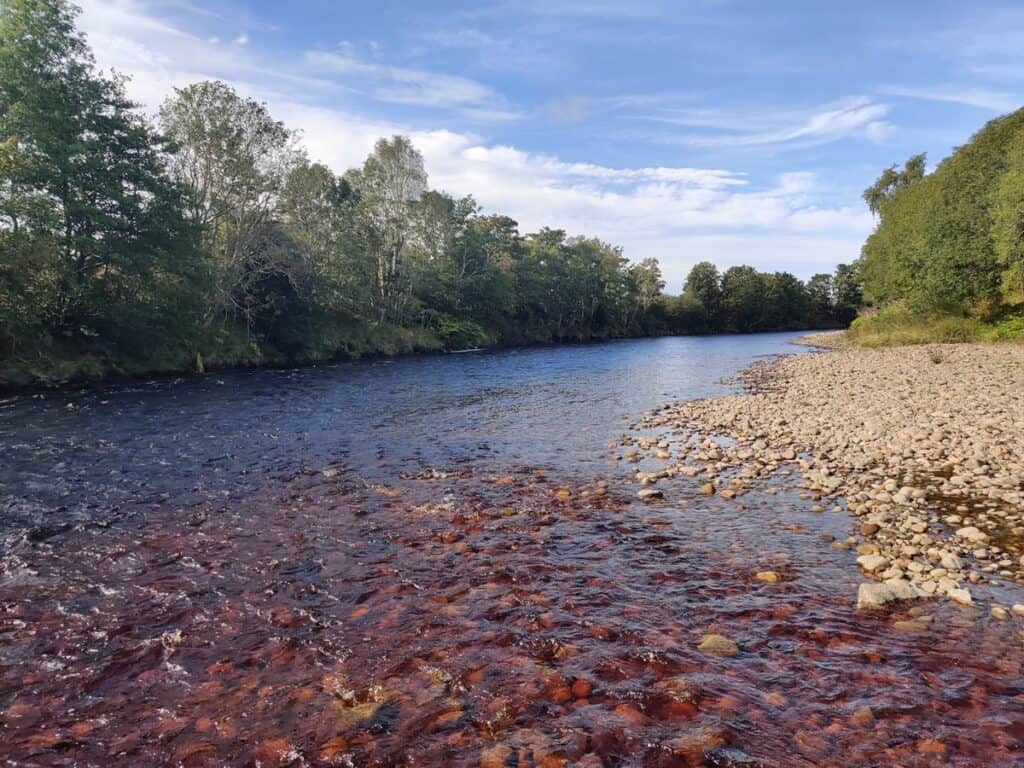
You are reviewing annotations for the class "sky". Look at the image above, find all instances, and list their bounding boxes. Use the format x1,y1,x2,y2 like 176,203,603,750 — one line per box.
77,0,1024,289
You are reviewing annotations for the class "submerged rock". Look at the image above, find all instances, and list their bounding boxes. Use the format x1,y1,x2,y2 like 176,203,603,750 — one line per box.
856,580,920,609
698,633,739,657
955,526,989,544
947,587,973,605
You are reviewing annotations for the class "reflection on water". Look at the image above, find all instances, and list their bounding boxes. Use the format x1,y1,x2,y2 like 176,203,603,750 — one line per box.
0,333,809,535
2,333,1022,766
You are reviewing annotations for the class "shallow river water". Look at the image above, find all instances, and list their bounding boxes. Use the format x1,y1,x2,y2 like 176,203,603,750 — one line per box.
1,334,1022,767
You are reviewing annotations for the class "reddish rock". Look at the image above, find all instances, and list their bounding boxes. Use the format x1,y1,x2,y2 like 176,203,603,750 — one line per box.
571,678,593,699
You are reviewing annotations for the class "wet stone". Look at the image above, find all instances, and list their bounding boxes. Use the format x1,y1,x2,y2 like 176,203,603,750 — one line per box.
698,634,740,657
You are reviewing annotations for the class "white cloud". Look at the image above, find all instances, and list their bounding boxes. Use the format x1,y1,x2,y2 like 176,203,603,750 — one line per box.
634,97,892,149
933,9,1024,81
75,0,869,288
234,33,249,46
396,137,871,286
692,98,890,148
305,51,502,110
878,84,1020,112
77,0,338,109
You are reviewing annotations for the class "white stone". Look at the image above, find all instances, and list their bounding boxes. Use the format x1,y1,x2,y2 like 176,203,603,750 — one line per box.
857,580,920,609
856,554,888,573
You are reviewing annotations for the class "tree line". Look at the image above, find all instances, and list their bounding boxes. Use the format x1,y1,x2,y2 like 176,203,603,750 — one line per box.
0,0,854,387
858,107,1024,320
672,261,859,334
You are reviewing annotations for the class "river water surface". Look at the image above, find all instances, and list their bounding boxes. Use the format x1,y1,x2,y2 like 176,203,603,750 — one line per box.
1,334,1022,767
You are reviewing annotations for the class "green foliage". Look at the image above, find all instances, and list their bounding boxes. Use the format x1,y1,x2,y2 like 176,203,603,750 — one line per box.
682,261,721,330
0,1,862,388
991,314,1024,341
435,317,488,350
159,80,305,326
847,305,994,347
862,154,925,215
677,262,853,333
991,129,1024,303
0,0,203,383
859,108,1024,316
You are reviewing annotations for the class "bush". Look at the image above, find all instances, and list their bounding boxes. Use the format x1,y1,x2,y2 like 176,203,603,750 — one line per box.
846,305,990,347
991,314,1024,341
435,317,488,350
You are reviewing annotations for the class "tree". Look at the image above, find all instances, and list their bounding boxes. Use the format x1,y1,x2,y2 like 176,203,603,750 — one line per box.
831,262,862,324
763,271,809,329
159,80,305,327
453,213,519,332
0,0,200,361
720,265,766,332
630,258,665,312
862,153,925,217
992,129,1024,303
859,110,1024,314
806,273,834,325
278,161,364,317
349,136,428,323
682,261,721,329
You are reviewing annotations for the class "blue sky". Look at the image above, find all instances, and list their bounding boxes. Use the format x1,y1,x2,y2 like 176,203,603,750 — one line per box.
79,0,1024,288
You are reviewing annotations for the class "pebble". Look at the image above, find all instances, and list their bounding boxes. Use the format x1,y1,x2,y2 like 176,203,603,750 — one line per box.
948,588,973,606
698,633,739,657
856,554,888,574
634,342,1024,609
857,580,920,609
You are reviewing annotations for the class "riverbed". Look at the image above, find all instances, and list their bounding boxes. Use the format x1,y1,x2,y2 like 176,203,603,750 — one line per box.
1,334,1022,767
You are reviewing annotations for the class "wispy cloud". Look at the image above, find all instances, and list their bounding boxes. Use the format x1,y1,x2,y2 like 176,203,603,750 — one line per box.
466,0,663,20
78,0,339,108
634,97,891,149
879,84,1021,112
914,8,1024,85
305,50,510,113
79,0,521,122
75,0,873,286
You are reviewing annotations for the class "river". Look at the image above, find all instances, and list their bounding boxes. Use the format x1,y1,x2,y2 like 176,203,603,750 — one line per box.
1,333,1021,767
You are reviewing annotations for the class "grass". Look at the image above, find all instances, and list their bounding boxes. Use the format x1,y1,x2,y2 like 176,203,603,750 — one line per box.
0,320,446,391
845,305,1024,348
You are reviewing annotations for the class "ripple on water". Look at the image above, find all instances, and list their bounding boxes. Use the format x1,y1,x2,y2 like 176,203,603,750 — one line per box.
1,467,1022,767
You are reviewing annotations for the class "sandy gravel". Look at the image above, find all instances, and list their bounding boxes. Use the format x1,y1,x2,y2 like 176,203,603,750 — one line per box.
635,340,1024,613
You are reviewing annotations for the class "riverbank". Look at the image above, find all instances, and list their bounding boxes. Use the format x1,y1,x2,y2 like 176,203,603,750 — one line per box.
635,341,1024,613
0,327,840,393
841,306,1024,348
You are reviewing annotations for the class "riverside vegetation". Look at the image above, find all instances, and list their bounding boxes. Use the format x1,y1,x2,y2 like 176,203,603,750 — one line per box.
0,0,856,389
851,107,1024,345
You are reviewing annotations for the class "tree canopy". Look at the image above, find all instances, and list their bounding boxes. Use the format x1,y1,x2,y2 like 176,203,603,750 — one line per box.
858,108,1024,315
0,0,857,387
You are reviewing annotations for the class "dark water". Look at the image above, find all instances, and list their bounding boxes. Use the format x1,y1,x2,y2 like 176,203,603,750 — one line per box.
0,333,808,536
1,333,1023,767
